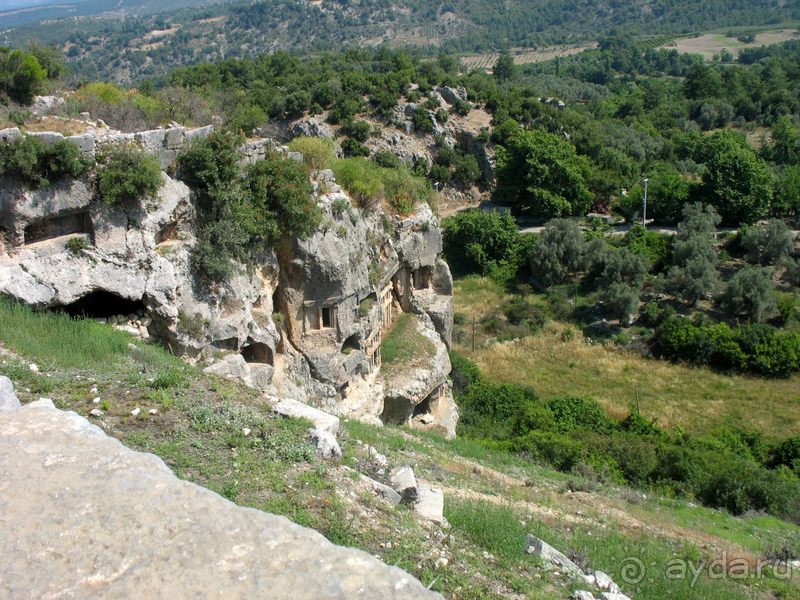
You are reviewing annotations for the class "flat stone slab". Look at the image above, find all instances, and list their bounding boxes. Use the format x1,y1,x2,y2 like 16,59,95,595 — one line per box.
272,398,339,436
0,399,440,600
526,533,583,578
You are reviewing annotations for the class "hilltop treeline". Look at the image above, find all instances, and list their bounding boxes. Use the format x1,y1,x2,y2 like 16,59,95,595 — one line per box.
32,33,800,226
6,0,800,82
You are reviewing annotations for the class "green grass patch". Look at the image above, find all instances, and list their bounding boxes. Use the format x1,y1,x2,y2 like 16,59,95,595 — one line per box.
331,158,431,213
0,297,133,370
380,313,436,368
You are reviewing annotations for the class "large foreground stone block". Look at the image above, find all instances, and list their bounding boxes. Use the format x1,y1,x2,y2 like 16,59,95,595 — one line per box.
0,399,440,599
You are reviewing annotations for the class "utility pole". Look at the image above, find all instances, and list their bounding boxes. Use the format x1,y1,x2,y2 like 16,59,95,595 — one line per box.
642,178,649,228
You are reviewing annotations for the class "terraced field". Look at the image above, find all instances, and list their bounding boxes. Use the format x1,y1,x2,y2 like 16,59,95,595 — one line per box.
459,44,596,71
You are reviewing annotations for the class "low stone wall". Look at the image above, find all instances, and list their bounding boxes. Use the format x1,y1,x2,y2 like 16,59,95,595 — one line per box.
0,124,296,170
0,396,440,600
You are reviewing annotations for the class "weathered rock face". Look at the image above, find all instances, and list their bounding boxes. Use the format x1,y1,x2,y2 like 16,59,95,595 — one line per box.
0,398,441,600
0,126,457,435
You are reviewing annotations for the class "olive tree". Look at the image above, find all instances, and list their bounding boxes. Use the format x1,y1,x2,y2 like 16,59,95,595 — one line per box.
667,203,721,305
719,265,777,323
530,219,586,286
740,219,795,266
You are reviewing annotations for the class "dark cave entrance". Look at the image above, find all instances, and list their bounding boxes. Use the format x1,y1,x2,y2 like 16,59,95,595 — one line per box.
241,342,274,365
54,291,145,319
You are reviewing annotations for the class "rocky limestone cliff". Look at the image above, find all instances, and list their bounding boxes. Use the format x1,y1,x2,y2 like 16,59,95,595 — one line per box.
0,395,441,599
0,124,457,437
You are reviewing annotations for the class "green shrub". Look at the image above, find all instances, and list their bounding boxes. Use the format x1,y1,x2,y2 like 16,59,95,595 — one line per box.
656,317,800,376
98,145,163,205
340,138,370,157
512,430,587,471
547,395,614,434
332,158,429,212
412,106,434,133
771,436,800,470
0,136,93,188
371,151,401,169
65,237,87,253
443,209,524,278
603,282,640,322
503,297,546,331
449,350,483,393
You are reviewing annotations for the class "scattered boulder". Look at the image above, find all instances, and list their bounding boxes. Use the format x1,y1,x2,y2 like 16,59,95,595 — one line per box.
435,86,467,105
599,594,631,600
414,483,445,525
361,475,402,506
309,427,342,459
0,376,20,413
525,534,583,578
594,571,619,593
390,466,418,503
573,592,595,600
272,399,342,460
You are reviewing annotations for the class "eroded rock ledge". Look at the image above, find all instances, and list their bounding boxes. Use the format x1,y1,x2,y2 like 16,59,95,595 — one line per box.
0,125,457,437
0,398,440,600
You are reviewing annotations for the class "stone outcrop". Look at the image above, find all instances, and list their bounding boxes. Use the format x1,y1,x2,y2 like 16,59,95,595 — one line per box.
0,124,457,436
525,534,584,578
0,398,441,599
290,117,334,139
0,376,20,413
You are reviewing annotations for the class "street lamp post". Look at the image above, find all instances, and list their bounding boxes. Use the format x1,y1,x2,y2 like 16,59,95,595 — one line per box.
642,178,649,227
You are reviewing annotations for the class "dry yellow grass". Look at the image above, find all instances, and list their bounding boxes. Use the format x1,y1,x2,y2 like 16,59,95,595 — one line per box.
454,277,800,440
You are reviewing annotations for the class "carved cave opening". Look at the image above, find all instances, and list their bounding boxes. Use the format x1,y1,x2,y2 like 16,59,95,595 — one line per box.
412,394,432,418
413,267,431,291
25,212,93,245
54,291,145,319
241,342,274,365
213,338,239,351
342,334,360,354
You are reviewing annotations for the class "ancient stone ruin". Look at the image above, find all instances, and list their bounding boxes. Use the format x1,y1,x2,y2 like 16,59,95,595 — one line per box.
0,124,457,437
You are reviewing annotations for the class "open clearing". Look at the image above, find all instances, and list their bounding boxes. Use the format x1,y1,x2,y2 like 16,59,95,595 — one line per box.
660,28,800,61
453,276,800,441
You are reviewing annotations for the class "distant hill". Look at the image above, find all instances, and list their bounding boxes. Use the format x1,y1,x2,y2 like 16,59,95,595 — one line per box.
3,0,800,83
0,0,239,30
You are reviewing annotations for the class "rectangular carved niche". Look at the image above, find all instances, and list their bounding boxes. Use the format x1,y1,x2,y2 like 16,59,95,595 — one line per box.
24,212,93,245
305,304,337,333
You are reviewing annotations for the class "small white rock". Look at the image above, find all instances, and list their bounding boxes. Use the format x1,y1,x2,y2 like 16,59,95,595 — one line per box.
89,409,104,417
242,428,251,436
92,397,101,404
28,363,39,372
90,387,99,394
149,408,158,415
435,557,448,568
131,408,141,416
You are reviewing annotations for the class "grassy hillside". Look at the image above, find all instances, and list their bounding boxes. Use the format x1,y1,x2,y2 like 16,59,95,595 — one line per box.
1,298,799,599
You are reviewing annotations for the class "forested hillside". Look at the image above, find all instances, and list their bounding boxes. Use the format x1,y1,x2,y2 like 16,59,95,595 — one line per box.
2,0,800,83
